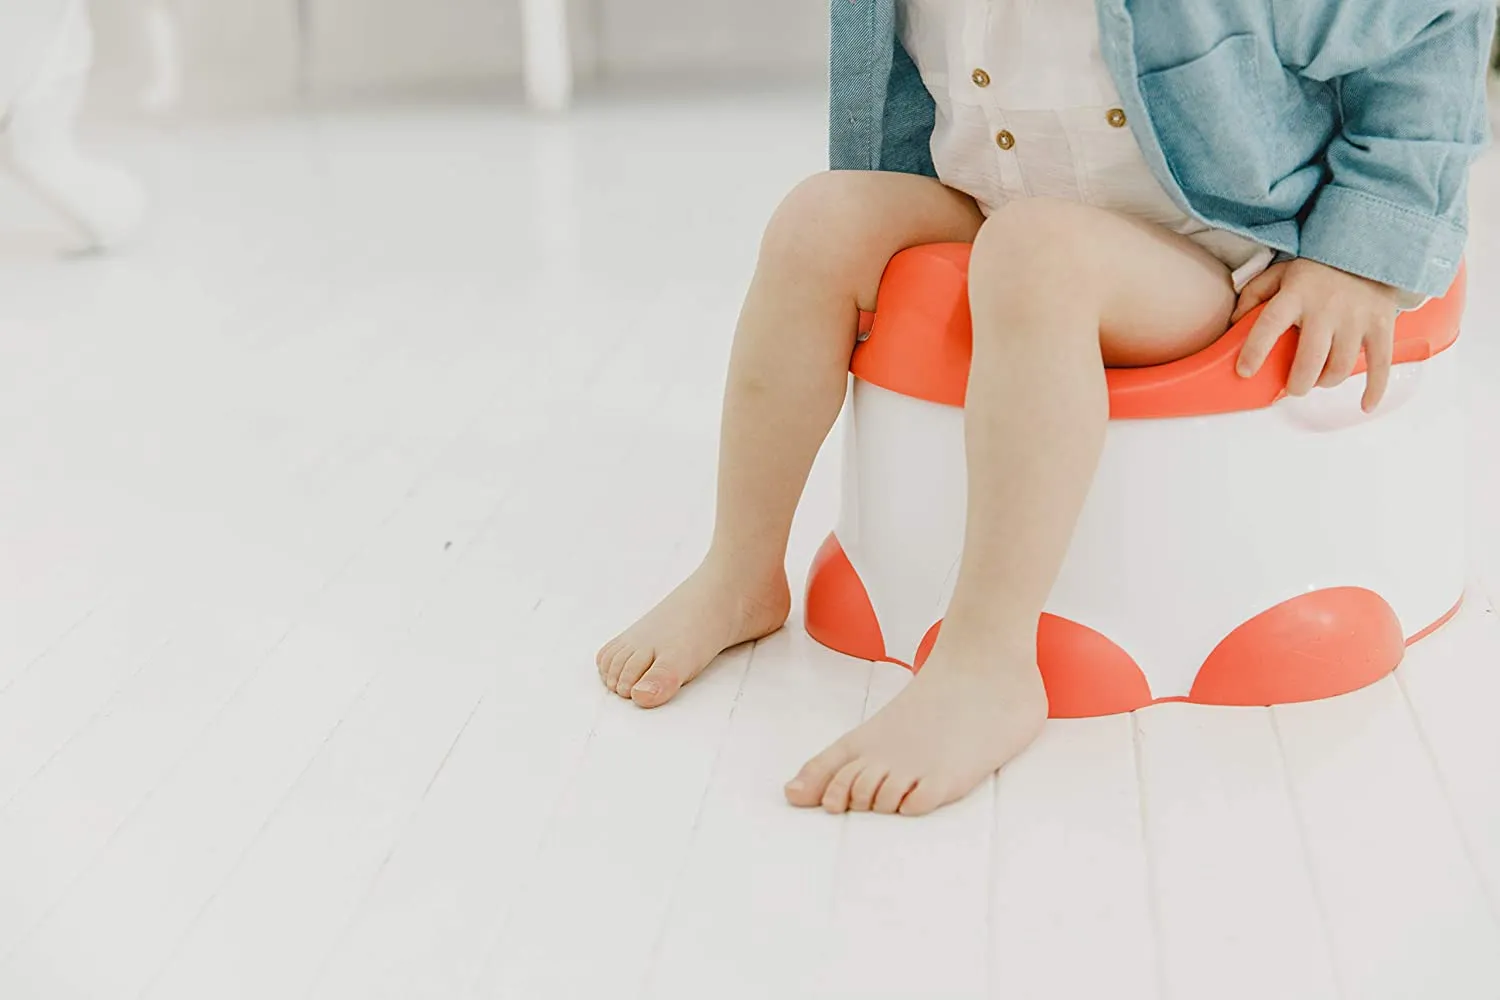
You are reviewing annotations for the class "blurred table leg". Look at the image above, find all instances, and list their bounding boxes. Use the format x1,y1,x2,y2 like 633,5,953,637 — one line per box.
139,0,184,111
521,0,572,111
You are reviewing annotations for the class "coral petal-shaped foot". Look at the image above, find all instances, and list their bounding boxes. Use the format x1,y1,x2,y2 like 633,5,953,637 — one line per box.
805,533,887,662
1190,588,1406,707
914,615,1153,719
1036,615,1154,718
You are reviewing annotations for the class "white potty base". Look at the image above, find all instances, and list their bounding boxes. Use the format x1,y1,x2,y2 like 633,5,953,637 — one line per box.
805,245,1468,718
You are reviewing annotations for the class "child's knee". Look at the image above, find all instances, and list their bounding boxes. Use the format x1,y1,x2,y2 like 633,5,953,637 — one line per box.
760,172,881,277
974,199,1092,275
970,198,1103,310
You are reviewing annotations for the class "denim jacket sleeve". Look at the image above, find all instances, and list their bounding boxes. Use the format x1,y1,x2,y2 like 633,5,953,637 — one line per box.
1290,0,1495,297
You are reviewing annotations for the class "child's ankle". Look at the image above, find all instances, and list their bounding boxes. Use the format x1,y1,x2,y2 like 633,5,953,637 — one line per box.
930,614,1036,665
700,545,787,586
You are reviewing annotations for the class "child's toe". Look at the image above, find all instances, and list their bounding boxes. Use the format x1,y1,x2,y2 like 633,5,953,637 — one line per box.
785,741,856,808
821,760,866,814
595,638,623,674
615,648,657,694
896,778,949,817
872,771,918,814
613,649,654,697
630,662,684,708
848,765,889,812
601,644,637,691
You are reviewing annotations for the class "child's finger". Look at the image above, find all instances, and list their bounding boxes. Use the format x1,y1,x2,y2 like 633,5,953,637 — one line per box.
1236,294,1300,378
1230,266,1284,324
1318,327,1364,388
1362,328,1394,412
1286,318,1334,396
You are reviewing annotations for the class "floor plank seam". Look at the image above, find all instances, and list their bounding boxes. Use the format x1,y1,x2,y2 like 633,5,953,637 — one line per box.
828,657,877,896
982,772,1000,1000
0,620,305,969
798,655,879,995
298,691,491,1000
459,687,614,999
635,640,760,1000
129,703,382,999
1392,666,1500,929
1128,712,1169,1000
0,633,173,816
0,601,100,701
126,489,562,997
1266,708,1350,1000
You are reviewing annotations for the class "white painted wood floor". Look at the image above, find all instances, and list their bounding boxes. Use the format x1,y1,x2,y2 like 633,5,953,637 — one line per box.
0,93,1497,1000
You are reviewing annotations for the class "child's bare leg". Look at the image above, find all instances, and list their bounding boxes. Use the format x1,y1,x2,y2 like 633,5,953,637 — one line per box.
597,172,983,707
787,199,1237,815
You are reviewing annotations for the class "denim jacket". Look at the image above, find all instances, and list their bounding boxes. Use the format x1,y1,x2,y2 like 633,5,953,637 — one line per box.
829,0,1495,298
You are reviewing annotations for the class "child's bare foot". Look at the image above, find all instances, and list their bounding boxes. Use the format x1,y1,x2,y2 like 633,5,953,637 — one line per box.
784,637,1047,816
596,557,790,708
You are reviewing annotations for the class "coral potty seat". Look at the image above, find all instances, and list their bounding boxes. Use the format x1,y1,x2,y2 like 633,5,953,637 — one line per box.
804,243,1467,718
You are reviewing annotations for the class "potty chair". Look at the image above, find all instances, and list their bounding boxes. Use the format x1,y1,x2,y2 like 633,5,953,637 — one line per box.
804,243,1467,718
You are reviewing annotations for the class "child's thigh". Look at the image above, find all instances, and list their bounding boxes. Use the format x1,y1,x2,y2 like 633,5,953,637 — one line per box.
768,171,984,312
974,199,1237,368
1092,213,1238,368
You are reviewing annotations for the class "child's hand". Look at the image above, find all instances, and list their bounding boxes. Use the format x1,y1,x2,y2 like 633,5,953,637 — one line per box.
1232,259,1402,412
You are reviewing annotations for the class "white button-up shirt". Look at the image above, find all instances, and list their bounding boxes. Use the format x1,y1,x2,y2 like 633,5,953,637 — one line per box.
897,0,1276,289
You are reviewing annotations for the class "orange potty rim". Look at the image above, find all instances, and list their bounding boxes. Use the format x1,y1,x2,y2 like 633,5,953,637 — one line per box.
850,245,1465,420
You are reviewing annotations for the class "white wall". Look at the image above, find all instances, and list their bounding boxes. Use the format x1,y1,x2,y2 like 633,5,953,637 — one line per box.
88,0,300,111
586,0,827,78
84,0,827,113
307,0,526,98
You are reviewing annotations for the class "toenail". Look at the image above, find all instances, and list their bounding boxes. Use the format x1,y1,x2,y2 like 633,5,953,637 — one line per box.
786,779,805,792
634,680,660,696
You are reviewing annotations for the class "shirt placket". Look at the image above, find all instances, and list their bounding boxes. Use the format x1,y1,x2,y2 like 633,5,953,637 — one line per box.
965,0,1026,205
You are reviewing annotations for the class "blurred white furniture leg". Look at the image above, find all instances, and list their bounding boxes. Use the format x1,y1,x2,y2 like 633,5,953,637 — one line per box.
521,0,573,111
1,0,147,248
138,0,183,112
